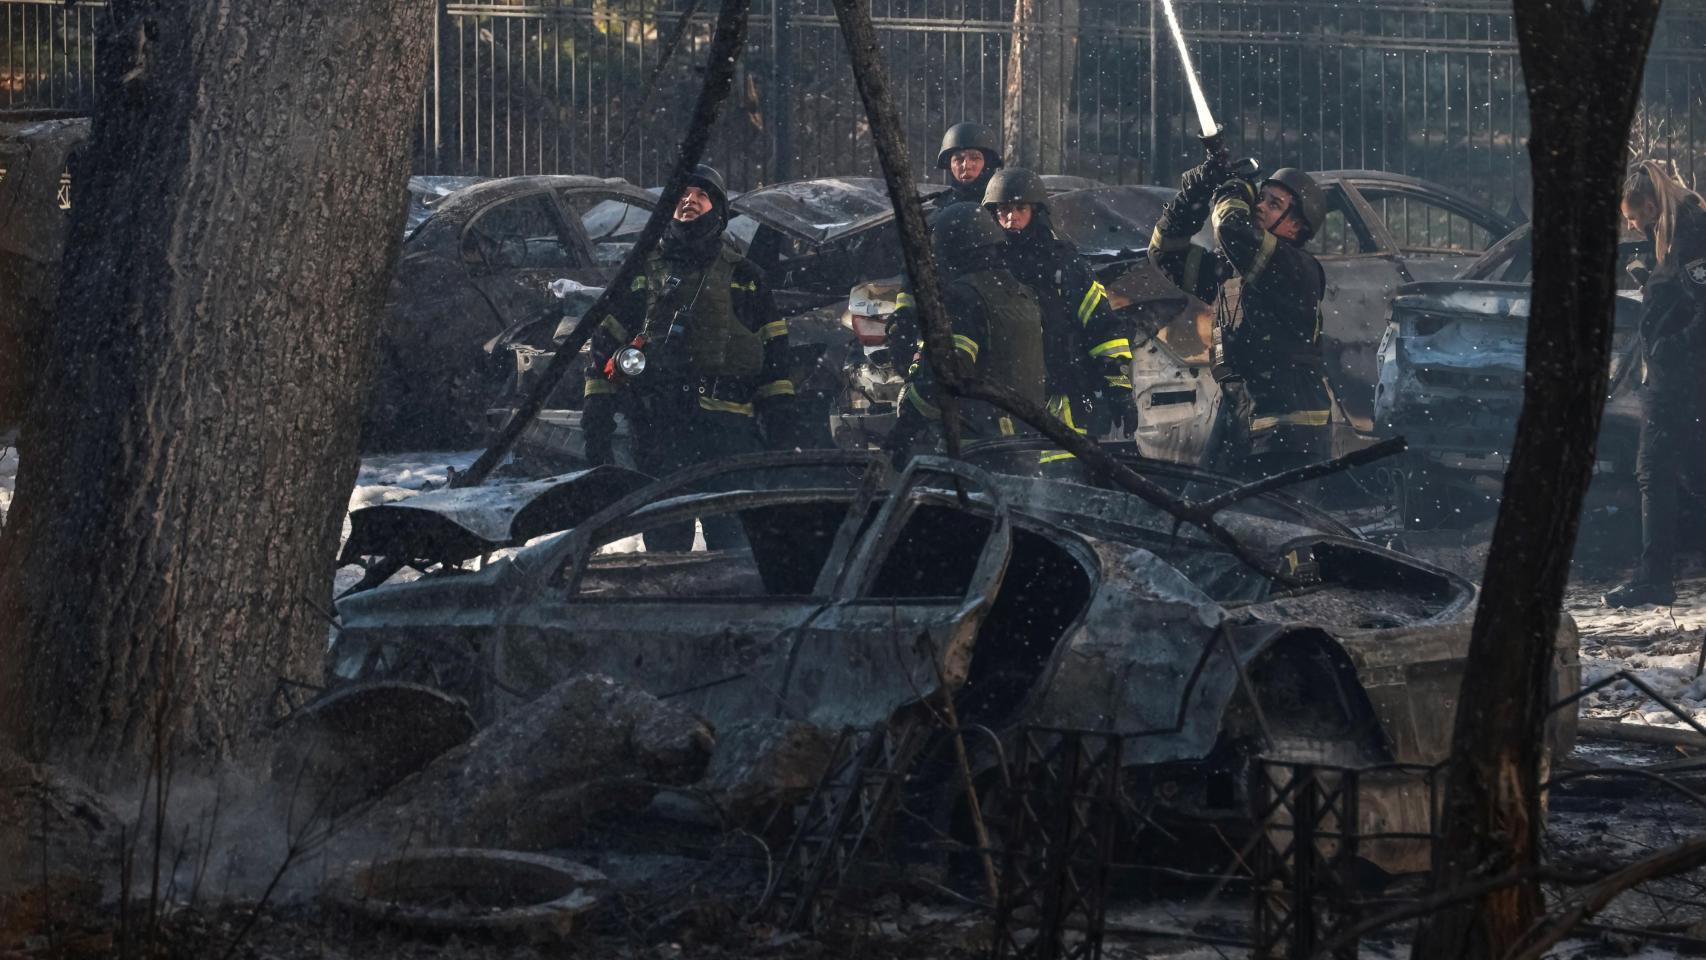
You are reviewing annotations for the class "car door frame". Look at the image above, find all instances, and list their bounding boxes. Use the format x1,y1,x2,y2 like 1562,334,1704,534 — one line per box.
503,452,1014,727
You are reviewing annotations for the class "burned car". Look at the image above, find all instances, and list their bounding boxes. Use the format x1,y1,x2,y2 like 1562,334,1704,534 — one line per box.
1120,171,1518,465
1373,224,1645,526
370,175,673,450
328,450,1578,874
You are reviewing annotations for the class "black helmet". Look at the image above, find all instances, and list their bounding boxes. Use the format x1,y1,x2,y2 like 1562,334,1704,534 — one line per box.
982,168,1048,209
929,202,1007,261
936,122,1004,171
1261,168,1326,239
683,163,728,210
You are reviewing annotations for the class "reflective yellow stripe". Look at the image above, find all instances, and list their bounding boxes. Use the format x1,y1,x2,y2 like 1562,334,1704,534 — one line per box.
1243,231,1280,286
1039,451,1077,464
1089,338,1131,360
895,291,914,307
998,417,1015,436
600,316,629,341
1211,197,1251,228
1149,225,1192,253
699,397,755,416
1045,394,1086,434
1249,409,1331,431
630,275,648,291
1182,245,1204,292
760,319,789,340
1076,282,1108,326
904,385,941,420
730,280,758,292
1104,374,1132,389
952,334,980,362
754,379,795,398
584,378,615,397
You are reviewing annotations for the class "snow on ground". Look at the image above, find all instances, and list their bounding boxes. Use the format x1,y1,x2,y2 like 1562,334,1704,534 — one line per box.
1567,572,1706,729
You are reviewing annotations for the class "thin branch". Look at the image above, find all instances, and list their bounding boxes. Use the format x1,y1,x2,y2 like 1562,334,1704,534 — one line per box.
823,0,1293,584
455,0,754,488
1505,839,1706,960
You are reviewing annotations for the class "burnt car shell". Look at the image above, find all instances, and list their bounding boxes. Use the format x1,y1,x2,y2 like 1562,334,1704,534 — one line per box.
1373,224,1642,524
372,175,659,450
329,451,1577,873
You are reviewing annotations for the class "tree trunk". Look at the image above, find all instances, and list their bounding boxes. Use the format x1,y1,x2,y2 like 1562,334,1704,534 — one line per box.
1412,2,1662,956
1001,0,1078,172
0,0,435,772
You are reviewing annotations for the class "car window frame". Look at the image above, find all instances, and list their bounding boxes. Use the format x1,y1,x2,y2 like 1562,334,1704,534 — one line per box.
460,188,589,273
1345,179,1512,257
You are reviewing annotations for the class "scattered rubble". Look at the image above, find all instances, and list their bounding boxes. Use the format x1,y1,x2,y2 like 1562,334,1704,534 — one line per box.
700,719,838,822
350,675,713,852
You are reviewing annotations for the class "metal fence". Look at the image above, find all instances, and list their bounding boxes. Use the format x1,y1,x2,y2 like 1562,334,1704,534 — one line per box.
8,0,1706,215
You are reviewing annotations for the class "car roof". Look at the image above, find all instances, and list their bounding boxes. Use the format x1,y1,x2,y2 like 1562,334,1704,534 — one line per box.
730,177,949,245
425,174,651,224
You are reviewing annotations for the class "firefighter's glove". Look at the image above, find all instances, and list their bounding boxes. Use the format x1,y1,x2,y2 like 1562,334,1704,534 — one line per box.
1211,178,1256,212
582,393,618,466
1179,159,1225,205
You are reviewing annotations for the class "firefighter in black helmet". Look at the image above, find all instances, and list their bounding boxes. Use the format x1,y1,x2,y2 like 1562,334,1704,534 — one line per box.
933,122,1004,209
885,203,1044,463
1149,161,1332,478
582,164,798,549
983,168,1132,473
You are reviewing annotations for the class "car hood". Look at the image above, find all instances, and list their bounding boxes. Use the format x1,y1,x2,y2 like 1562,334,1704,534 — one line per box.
729,177,947,246
1392,279,1643,326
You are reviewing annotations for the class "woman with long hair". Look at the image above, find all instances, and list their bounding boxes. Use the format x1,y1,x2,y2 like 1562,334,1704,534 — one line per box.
1605,160,1706,607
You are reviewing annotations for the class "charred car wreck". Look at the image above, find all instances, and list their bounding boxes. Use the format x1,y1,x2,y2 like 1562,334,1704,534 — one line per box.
329,450,1578,875
1375,224,1644,527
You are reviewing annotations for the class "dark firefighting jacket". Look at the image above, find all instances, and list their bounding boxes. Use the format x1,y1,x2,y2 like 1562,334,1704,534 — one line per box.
583,239,793,459
1147,180,1330,440
1004,216,1129,462
893,264,1045,440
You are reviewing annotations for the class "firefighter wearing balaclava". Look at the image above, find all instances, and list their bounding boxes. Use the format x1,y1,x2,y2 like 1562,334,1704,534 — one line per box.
931,122,1004,210
582,164,797,550
983,168,1132,472
1604,161,1706,609
885,203,1044,464
1149,160,1332,478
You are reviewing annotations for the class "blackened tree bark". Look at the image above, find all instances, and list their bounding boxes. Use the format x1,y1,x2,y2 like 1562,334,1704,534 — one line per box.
0,0,435,770
1413,2,1662,956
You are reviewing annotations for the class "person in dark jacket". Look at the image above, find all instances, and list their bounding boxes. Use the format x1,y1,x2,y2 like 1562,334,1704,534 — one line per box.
885,203,1044,463
1605,161,1706,608
1148,162,1332,479
582,164,797,550
931,122,1004,210
983,168,1132,472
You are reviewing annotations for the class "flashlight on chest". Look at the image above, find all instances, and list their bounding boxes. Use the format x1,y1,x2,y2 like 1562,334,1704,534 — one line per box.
605,335,649,381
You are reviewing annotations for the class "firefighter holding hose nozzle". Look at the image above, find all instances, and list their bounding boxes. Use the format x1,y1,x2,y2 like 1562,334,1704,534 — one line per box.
1148,153,1333,479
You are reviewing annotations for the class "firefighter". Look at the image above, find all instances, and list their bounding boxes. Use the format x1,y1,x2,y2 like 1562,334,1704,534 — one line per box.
1605,161,1706,608
582,164,797,550
983,168,1132,472
1148,161,1331,479
932,122,1004,209
885,203,1044,463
